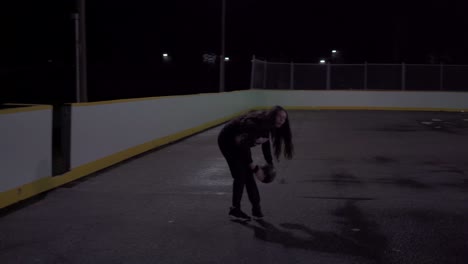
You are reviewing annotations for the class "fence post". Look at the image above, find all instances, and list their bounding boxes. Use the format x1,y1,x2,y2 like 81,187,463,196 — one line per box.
263,60,268,89
290,61,294,90
326,62,331,90
439,63,444,90
401,62,406,90
364,61,368,90
250,55,256,89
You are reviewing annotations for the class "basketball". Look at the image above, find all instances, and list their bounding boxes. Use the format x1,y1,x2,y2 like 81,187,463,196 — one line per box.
255,164,277,183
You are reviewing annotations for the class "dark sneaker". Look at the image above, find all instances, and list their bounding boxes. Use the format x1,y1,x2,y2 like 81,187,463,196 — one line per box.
229,207,251,221
252,206,264,219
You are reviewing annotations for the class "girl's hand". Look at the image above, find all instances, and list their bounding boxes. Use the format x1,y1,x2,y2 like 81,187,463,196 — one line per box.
235,134,247,145
255,137,269,145
254,167,265,182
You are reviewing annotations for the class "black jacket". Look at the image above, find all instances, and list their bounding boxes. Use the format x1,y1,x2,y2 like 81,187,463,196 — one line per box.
220,110,274,165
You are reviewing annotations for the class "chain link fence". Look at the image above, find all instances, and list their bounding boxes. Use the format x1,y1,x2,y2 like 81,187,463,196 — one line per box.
251,58,468,91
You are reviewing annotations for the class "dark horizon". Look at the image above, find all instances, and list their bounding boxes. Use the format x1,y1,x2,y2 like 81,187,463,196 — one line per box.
1,0,468,103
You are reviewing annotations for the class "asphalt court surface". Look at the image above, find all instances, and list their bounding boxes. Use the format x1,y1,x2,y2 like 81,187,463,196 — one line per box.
1,110,467,264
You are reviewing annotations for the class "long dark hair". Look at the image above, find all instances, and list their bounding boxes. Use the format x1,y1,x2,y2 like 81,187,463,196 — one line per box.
269,106,294,161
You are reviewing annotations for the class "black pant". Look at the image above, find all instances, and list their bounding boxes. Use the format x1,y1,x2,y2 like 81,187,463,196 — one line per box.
218,131,260,209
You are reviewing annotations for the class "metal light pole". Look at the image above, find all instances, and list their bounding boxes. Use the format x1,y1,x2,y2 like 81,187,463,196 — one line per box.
74,0,88,102
219,0,226,92
73,13,81,102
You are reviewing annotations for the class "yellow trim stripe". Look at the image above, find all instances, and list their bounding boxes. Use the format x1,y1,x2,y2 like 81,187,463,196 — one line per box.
0,109,250,209
285,106,467,112
251,89,468,93
70,90,246,107
251,106,467,112
0,105,52,115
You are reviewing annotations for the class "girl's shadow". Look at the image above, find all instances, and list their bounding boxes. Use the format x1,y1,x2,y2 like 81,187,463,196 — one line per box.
232,219,385,260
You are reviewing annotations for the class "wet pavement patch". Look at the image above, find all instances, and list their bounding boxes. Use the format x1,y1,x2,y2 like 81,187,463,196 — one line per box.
301,196,374,201
331,173,362,186
376,124,420,132
373,156,398,164
418,118,468,134
394,178,431,189
430,168,465,175
234,217,386,260
233,198,387,261
375,177,432,190
332,200,388,261
421,160,447,166
300,172,362,186
300,179,362,185
420,161,465,175
440,178,468,192
386,209,468,263
374,116,468,134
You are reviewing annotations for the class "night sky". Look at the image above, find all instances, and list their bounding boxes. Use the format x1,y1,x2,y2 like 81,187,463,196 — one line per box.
1,0,467,103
